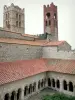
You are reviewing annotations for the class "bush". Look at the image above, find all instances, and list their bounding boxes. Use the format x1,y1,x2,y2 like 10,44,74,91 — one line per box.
42,94,75,100
38,33,47,39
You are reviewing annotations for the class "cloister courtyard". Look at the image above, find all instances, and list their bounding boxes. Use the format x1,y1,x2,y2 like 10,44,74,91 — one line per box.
27,88,57,100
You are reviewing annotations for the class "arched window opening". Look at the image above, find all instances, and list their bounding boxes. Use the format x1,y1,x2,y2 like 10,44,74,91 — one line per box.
17,88,21,100
11,91,16,100
16,21,18,27
6,14,7,19
41,79,44,88
33,82,36,92
24,86,28,96
8,13,9,18
49,20,51,26
19,22,21,27
38,81,41,89
4,93,9,100
46,13,51,19
56,80,60,88
63,80,67,90
19,15,21,20
52,79,55,87
29,84,32,94
69,82,73,92
16,13,18,19
54,13,56,19
46,21,47,26
48,78,51,86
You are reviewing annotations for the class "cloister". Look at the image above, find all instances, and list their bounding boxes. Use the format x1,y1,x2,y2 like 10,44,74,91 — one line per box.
4,77,74,100
4,78,46,100
48,78,73,92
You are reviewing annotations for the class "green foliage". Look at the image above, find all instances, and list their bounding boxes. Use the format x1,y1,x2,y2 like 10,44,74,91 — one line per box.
42,94,75,100
38,33,47,39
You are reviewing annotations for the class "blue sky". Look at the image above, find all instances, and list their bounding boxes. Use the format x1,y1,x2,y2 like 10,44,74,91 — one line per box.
0,0,75,49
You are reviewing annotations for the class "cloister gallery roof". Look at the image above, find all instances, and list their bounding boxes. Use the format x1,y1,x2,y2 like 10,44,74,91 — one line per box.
0,38,65,46
0,58,75,85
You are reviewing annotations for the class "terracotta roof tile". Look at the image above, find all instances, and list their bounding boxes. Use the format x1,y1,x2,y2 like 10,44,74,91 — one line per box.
43,41,65,46
0,38,65,46
47,59,75,74
0,59,47,85
22,34,38,38
0,38,43,46
0,58,75,85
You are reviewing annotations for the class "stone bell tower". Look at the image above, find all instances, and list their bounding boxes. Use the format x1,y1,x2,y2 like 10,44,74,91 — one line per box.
44,2,58,41
3,3,25,34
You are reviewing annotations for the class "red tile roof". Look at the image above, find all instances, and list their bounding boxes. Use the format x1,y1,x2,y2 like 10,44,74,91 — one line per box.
22,34,38,38
0,38,43,46
0,38,65,46
0,58,75,85
46,59,75,74
0,59,47,85
43,41,65,46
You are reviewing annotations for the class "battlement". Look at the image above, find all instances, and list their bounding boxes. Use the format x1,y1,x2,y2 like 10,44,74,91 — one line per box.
44,2,57,11
4,3,24,13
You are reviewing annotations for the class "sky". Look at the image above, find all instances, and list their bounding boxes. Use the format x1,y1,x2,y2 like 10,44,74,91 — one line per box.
0,0,75,49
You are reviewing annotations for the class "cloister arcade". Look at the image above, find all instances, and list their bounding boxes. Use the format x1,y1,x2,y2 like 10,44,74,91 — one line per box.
48,78,73,92
4,78,46,100
4,77,74,100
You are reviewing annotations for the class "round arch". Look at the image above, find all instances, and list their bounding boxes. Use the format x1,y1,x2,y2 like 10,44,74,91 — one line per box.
46,12,51,19
52,79,55,87
33,82,36,92
69,81,73,92
41,79,44,88
4,93,9,100
56,79,60,88
63,80,67,90
29,84,32,94
11,91,16,100
38,80,41,89
17,88,22,100
24,86,28,96
48,78,51,86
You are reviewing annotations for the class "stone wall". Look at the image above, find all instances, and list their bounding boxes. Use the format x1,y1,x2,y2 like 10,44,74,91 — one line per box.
42,46,75,59
58,41,71,51
0,30,34,41
0,43,42,62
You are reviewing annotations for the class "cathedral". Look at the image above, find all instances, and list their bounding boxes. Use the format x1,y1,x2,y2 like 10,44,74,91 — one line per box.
0,2,75,100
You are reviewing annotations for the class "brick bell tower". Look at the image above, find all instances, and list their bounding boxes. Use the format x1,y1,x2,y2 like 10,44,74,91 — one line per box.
44,2,58,41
